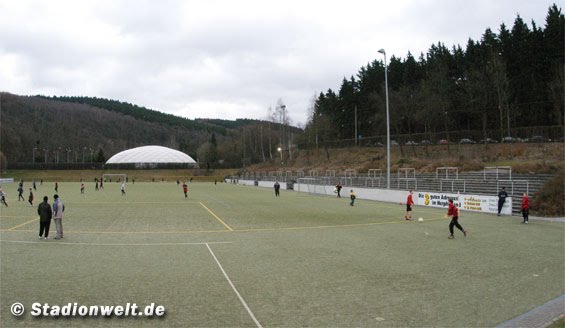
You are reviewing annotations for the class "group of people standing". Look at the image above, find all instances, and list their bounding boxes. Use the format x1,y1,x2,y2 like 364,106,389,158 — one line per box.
37,194,65,240
402,187,531,239
497,186,530,223
1,179,66,240
403,189,467,239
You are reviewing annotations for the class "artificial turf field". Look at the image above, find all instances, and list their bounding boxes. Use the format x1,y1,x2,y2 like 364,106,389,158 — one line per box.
0,181,563,327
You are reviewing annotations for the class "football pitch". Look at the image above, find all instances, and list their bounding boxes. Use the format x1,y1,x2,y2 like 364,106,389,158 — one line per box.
0,181,563,327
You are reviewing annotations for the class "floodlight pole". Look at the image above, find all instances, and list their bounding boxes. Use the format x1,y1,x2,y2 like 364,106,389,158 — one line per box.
378,48,391,189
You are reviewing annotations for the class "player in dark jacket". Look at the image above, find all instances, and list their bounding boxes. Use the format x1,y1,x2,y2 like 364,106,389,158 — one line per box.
37,196,53,240
28,188,34,206
335,183,342,198
497,187,508,216
18,185,24,201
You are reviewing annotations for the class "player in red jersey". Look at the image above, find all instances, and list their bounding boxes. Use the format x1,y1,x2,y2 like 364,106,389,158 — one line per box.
521,193,530,224
182,182,188,198
404,190,414,221
446,199,467,239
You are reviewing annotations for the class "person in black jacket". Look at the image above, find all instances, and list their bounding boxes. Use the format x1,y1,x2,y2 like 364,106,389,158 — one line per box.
37,196,52,240
497,187,508,216
17,185,24,201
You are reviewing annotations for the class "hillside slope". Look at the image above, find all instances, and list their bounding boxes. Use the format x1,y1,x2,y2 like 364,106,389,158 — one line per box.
0,93,216,162
245,142,564,174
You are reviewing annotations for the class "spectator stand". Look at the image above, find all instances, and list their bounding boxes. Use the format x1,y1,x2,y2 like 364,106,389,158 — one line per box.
436,167,465,193
285,171,293,180
484,166,512,181
366,169,382,188
436,167,459,179
344,169,357,187
398,168,417,190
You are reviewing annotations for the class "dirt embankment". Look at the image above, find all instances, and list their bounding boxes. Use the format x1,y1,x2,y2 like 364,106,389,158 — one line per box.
245,143,564,174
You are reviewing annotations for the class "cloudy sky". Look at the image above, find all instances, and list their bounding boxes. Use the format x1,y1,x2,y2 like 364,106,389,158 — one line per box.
0,0,557,126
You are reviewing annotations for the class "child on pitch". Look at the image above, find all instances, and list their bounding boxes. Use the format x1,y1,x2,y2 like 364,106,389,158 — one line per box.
121,182,126,196
17,185,24,201
182,182,188,198
28,188,34,206
350,190,356,206
404,190,414,220
521,193,530,224
0,187,8,207
446,199,467,239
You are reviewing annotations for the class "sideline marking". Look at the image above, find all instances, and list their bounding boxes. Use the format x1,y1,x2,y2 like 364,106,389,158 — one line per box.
0,240,232,246
7,218,38,231
496,294,565,328
206,243,262,328
0,218,447,234
233,217,447,233
0,215,35,218
199,202,233,231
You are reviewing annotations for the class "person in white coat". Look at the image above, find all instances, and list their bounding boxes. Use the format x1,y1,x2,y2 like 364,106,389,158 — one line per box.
52,194,65,240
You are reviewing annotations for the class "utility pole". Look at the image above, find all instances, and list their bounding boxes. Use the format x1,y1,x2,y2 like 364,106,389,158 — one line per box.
354,106,358,146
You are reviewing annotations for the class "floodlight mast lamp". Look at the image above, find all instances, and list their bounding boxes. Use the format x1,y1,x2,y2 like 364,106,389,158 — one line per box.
378,48,391,189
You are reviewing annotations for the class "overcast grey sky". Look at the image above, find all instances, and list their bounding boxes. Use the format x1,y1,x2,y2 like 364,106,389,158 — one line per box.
0,0,557,126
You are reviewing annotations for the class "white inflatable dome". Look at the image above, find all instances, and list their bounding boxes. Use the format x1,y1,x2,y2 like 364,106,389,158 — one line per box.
106,146,196,164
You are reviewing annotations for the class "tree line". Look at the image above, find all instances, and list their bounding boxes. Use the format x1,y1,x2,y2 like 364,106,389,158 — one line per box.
299,4,564,148
0,93,298,169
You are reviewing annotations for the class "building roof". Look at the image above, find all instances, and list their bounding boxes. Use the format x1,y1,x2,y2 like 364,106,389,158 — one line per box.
105,146,196,164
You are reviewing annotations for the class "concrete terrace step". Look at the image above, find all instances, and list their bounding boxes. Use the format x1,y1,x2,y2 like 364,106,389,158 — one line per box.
244,171,555,214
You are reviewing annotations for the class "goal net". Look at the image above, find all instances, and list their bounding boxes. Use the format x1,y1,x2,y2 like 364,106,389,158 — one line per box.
297,178,328,195
102,174,128,183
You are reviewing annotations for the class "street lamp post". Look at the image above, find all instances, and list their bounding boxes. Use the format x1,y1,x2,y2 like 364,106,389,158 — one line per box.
66,148,71,163
277,147,283,163
32,147,37,164
378,48,391,189
82,147,86,163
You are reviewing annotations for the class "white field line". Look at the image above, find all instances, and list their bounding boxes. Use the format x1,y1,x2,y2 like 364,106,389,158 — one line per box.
0,240,232,246
205,243,263,328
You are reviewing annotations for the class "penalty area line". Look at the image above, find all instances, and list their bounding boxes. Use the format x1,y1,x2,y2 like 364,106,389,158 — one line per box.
199,202,233,231
7,218,38,231
205,243,262,328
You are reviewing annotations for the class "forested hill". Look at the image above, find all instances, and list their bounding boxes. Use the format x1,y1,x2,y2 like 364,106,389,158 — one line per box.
0,93,294,166
37,95,258,134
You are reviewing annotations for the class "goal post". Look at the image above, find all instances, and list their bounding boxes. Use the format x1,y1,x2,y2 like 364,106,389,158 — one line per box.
297,177,329,195
102,173,128,183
